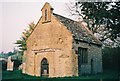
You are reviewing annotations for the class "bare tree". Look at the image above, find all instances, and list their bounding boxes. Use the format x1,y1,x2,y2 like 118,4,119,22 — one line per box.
66,1,120,47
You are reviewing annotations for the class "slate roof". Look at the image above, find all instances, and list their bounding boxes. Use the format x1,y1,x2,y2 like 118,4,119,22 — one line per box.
53,13,102,46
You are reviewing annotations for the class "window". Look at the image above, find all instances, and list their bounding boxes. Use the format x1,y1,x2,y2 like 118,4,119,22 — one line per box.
78,47,88,64
45,9,48,21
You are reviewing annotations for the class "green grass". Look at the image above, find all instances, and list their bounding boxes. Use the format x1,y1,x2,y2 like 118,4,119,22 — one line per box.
2,70,119,81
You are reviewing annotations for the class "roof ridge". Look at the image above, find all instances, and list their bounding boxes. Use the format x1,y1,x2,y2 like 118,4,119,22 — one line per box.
53,13,79,23
80,23,102,44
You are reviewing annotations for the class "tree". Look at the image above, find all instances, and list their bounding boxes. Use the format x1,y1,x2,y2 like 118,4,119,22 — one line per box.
102,47,120,71
68,1,120,47
15,22,35,51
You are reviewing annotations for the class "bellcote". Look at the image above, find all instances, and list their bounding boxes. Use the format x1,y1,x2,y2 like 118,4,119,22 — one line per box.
41,2,54,23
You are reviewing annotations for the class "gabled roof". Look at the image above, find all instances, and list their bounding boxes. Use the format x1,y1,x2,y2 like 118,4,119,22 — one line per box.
41,2,54,11
53,13,102,46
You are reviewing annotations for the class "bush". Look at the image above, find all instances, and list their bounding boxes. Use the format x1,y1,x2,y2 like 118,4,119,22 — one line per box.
0,60,7,71
102,47,120,71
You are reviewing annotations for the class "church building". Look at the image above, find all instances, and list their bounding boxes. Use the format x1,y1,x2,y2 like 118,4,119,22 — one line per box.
22,2,103,77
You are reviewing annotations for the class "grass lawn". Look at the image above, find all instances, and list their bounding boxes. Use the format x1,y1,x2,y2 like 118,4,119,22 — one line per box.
2,70,119,81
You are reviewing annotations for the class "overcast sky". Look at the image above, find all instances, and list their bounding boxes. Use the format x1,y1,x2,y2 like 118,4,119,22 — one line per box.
0,0,76,53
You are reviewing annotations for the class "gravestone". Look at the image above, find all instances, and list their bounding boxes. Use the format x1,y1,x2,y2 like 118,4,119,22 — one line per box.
7,56,14,71
22,62,26,73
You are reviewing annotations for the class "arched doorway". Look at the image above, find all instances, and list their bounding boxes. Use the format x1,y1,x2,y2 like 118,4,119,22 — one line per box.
41,58,49,77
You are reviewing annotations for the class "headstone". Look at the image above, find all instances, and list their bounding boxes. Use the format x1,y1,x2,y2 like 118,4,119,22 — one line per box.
18,64,22,70
22,62,26,73
7,56,14,71
43,69,47,75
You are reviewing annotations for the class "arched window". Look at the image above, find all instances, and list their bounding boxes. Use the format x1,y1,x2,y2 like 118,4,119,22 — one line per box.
45,9,48,21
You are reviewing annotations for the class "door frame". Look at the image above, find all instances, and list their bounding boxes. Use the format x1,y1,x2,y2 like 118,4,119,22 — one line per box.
41,58,49,77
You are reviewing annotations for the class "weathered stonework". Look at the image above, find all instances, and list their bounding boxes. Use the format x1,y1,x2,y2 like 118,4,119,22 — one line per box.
22,2,102,77
72,42,102,75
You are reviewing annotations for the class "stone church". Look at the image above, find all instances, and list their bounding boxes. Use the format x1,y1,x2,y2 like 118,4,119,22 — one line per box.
22,2,102,77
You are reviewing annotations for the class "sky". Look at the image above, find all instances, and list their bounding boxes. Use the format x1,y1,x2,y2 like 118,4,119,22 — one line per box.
0,0,76,53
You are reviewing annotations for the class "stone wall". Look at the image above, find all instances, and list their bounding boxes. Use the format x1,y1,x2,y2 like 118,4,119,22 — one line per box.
23,3,102,77
22,51,27,74
24,14,73,77
72,41,103,75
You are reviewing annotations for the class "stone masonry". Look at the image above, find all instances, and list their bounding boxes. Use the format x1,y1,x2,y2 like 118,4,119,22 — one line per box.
22,2,102,77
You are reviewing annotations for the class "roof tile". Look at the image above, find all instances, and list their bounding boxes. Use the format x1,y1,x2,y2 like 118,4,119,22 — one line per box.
53,13,102,46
